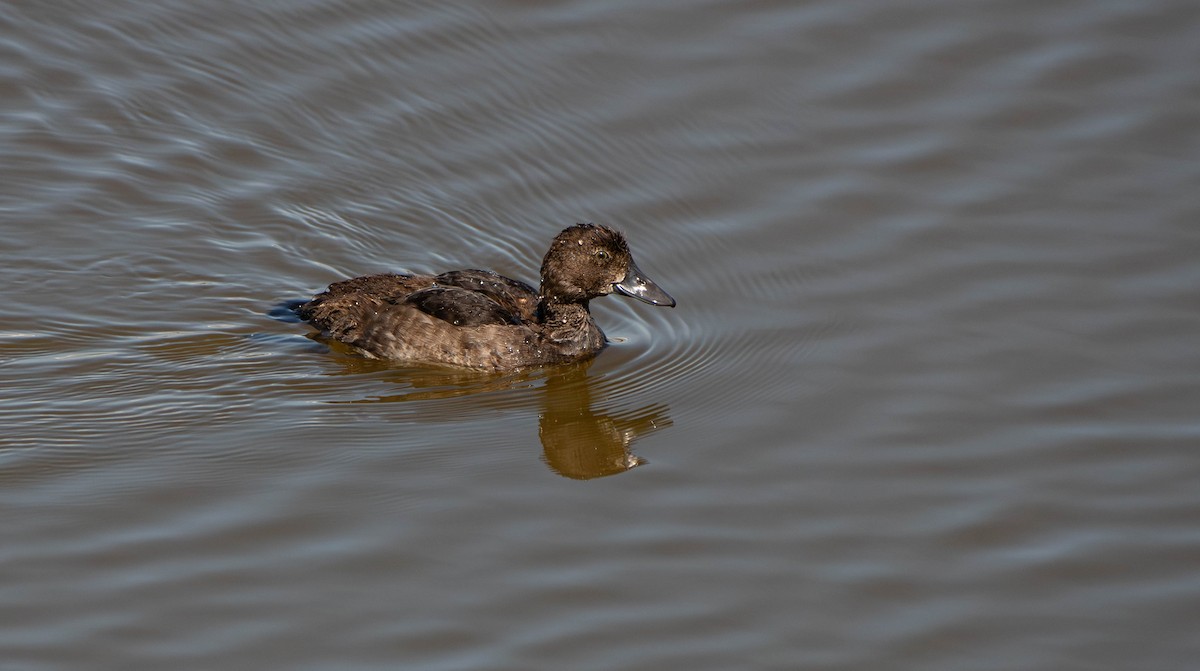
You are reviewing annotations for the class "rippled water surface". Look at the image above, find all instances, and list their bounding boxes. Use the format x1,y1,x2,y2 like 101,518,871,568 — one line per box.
3,1,1199,669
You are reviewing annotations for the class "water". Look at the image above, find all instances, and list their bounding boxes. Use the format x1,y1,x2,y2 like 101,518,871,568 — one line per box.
2,0,1199,668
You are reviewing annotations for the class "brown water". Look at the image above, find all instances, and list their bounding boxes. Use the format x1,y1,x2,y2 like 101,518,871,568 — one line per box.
3,0,1199,669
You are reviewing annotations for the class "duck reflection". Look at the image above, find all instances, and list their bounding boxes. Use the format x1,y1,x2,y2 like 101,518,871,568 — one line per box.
538,361,670,479
316,340,671,479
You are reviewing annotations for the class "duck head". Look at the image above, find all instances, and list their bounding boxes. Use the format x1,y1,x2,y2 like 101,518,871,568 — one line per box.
540,224,676,307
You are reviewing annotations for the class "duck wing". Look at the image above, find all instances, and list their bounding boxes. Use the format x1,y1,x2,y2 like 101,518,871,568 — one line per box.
434,270,538,323
405,285,522,327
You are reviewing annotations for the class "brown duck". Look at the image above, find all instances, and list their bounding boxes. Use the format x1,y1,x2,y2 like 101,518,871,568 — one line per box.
297,224,675,370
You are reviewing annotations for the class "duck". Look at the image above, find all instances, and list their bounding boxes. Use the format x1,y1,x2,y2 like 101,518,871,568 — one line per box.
297,223,675,370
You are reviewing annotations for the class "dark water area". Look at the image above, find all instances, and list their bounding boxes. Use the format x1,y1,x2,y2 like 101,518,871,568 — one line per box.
2,0,1199,669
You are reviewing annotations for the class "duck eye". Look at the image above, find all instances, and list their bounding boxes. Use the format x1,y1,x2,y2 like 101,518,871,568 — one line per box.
595,250,609,260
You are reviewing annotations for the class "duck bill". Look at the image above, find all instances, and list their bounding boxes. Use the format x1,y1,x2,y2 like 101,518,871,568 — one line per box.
615,258,676,307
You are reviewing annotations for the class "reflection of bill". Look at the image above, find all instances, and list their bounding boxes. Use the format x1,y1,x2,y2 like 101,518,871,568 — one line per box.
539,363,672,480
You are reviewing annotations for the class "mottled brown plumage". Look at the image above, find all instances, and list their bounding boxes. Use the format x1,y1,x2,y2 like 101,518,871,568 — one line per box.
297,224,675,370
